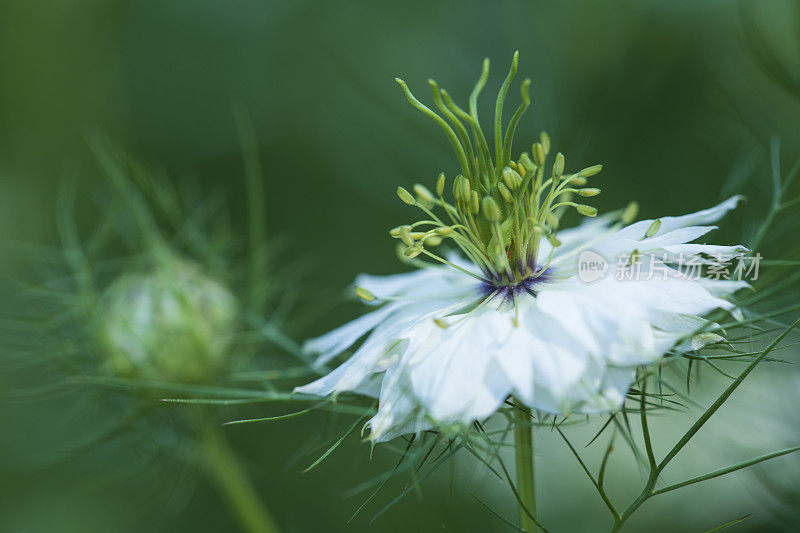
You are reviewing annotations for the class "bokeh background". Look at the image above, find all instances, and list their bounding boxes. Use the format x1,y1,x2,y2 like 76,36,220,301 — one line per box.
2,1,800,532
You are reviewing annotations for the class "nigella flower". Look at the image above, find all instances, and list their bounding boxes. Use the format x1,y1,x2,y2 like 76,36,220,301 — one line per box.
296,54,748,442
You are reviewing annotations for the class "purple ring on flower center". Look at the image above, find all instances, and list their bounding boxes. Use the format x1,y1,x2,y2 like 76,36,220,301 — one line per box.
480,268,552,300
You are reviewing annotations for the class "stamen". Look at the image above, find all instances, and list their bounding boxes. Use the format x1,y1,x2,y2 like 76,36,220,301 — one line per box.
393,54,604,291
502,166,523,190
413,184,435,204
419,248,490,283
397,187,415,205
436,173,446,196
622,201,640,224
644,218,662,239
355,286,376,302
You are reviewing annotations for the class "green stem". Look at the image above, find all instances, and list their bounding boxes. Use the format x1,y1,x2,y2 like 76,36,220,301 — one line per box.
610,473,656,533
514,405,537,532
200,423,281,533
234,104,268,314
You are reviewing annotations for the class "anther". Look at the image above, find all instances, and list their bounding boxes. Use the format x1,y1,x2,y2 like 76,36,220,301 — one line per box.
578,164,603,178
355,286,376,302
413,184,435,204
644,218,661,239
399,226,414,246
404,244,423,258
470,191,480,215
397,187,416,205
436,173,446,196
498,182,514,203
622,201,639,224
553,152,565,176
540,132,551,155
482,196,501,222
502,166,523,190
533,142,546,167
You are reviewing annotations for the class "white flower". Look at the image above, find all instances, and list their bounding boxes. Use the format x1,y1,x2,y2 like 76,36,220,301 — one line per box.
295,57,749,441
296,197,748,441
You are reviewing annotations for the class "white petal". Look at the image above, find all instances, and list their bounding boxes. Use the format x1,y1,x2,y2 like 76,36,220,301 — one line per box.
302,303,401,366
697,278,751,298
662,243,749,260
356,268,445,299
613,196,742,240
406,309,512,423
538,214,615,261
581,366,636,413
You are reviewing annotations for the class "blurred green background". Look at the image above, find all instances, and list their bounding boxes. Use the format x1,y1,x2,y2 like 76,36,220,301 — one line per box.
2,1,800,532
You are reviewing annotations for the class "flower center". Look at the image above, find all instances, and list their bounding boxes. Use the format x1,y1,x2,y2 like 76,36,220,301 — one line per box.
390,53,604,286
481,267,552,300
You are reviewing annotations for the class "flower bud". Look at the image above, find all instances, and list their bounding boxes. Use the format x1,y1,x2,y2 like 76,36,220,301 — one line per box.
397,187,416,205
578,188,601,197
97,258,238,383
576,204,597,217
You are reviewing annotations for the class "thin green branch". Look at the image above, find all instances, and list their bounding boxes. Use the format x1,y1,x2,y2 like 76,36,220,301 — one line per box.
639,381,657,470
657,316,800,472
652,445,800,496
302,416,366,473
555,426,619,520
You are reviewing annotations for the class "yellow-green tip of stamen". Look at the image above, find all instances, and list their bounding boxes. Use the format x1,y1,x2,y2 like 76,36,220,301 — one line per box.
355,286,376,302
